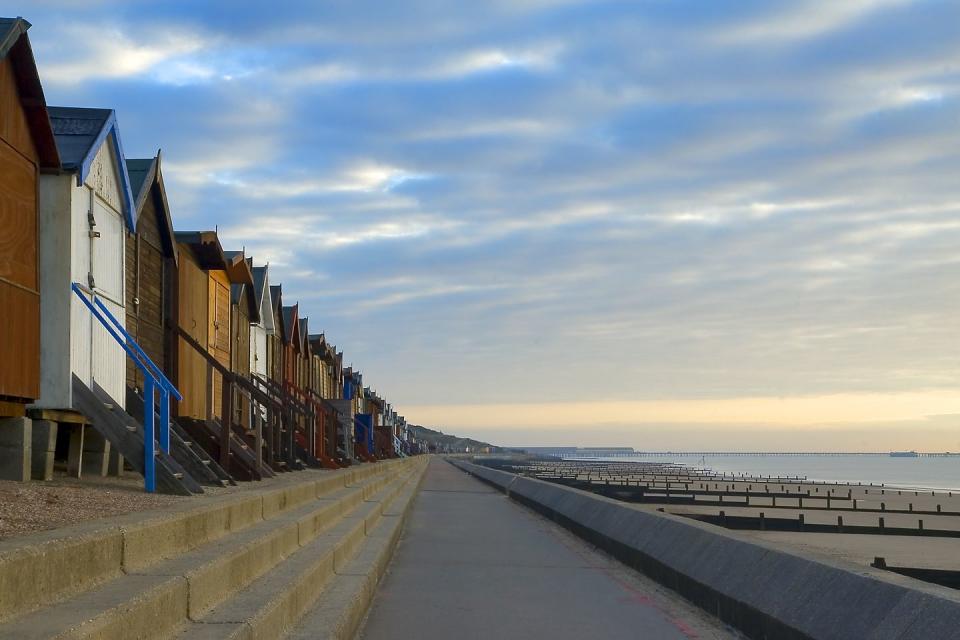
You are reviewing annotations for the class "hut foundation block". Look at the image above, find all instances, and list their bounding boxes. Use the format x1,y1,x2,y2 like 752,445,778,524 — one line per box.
67,426,111,477
81,429,111,477
0,417,32,481
107,447,125,477
30,419,57,481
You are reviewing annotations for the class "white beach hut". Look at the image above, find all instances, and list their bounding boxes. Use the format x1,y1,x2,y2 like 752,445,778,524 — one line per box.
249,264,275,381
35,107,135,411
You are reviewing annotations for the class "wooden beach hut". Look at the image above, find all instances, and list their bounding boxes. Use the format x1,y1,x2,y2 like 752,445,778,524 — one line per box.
171,231,229,422
281,304,301,399
124,152,177,393
171,233,272,481
265,286,283,386
0,18,59,418
224,251,257,431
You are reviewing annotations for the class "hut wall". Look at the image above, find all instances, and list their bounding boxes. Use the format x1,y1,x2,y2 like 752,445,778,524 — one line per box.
175,249,208,419
207,270,231,420
231,288,251,428
36,176,71,408
250,324,267,379
269,305,284,385
125,191,166,391
0,56,40,405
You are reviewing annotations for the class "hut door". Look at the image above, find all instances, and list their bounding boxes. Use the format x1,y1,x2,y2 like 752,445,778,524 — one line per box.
89,197,126,404
72,192,125,404
207,272,231,419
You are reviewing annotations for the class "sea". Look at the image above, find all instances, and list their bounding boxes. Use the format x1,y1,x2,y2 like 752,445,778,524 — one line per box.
584,454,960,492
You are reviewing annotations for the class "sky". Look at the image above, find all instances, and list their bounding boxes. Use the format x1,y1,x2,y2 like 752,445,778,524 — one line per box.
11,0,960,451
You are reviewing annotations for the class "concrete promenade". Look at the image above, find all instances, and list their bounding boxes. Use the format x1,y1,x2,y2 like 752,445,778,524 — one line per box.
360,459,736,639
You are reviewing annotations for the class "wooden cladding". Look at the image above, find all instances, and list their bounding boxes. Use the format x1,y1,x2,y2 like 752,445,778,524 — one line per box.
0,283,39,401
175,249,209,419
0,57,37,165
0,56,40,405
0,138,37,293
126,194,167,390
208,270,230,420
231,286,251,429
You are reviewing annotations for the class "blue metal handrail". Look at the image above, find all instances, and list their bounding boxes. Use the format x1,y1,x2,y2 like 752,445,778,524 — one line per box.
93,297,181,399
71,283,182,493
90,293,182,462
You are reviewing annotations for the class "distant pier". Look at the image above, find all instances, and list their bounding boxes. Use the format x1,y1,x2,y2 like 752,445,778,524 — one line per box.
519,447,960,458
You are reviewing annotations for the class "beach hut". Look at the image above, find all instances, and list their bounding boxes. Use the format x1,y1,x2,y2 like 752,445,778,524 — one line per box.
224,251,257,430
344,369,374,461
0,18,60,416
171,231,229,422
311,337,349,465
172,233,271,480
124,153,177,393
249,265,274,384
280,304,313,463
0,17,59,415
309,335,339,400
262,284,291,467
0,17,60,480
281,304,301,397
267,285,284,389
36,106,135,416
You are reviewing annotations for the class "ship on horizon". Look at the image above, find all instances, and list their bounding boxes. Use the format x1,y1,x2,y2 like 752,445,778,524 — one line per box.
889,450,919,458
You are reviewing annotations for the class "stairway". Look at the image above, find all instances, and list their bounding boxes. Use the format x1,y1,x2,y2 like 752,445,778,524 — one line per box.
126,386,233,488
176,417,276,482
0,457,426,640
70,374,201,495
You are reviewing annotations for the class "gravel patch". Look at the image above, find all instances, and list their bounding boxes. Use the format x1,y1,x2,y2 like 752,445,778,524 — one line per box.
0,472,187,540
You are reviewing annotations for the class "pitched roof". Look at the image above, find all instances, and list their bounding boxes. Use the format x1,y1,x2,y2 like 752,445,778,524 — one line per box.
251,266,267,308
0,17,59,168
48,105,135,228
230,282,260,323
268,285,284,341
281,304,299,347
126,152,177,264
175,231,227,270
223,250,255,287
126,158,153,201
0,17,26,58
298,318,309,354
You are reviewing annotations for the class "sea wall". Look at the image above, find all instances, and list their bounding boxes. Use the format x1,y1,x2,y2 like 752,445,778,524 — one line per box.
450,459,960,640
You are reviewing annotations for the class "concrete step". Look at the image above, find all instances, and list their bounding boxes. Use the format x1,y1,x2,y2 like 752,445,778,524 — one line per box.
0,467,410,640
175,463,425,639
285,467,426,640
0,459,420,638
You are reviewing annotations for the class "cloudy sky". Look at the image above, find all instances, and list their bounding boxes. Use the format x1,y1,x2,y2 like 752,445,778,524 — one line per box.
13,1,960,450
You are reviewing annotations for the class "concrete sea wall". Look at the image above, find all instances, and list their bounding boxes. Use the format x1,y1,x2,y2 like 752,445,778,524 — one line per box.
450,460,960,640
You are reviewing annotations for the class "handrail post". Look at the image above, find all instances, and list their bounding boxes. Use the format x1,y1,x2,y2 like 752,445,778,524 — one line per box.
159,386,170,454
144,375,156,493
221,374,233,472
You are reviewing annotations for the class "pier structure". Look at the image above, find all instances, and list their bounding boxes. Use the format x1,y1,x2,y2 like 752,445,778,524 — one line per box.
523,447,960,458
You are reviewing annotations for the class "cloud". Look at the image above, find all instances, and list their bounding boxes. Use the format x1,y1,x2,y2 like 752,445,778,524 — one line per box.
712,0,916,44
14,0,960,447
30,23,226,86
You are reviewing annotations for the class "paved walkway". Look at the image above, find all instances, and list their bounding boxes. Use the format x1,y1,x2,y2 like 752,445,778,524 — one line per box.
360,459,738,640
